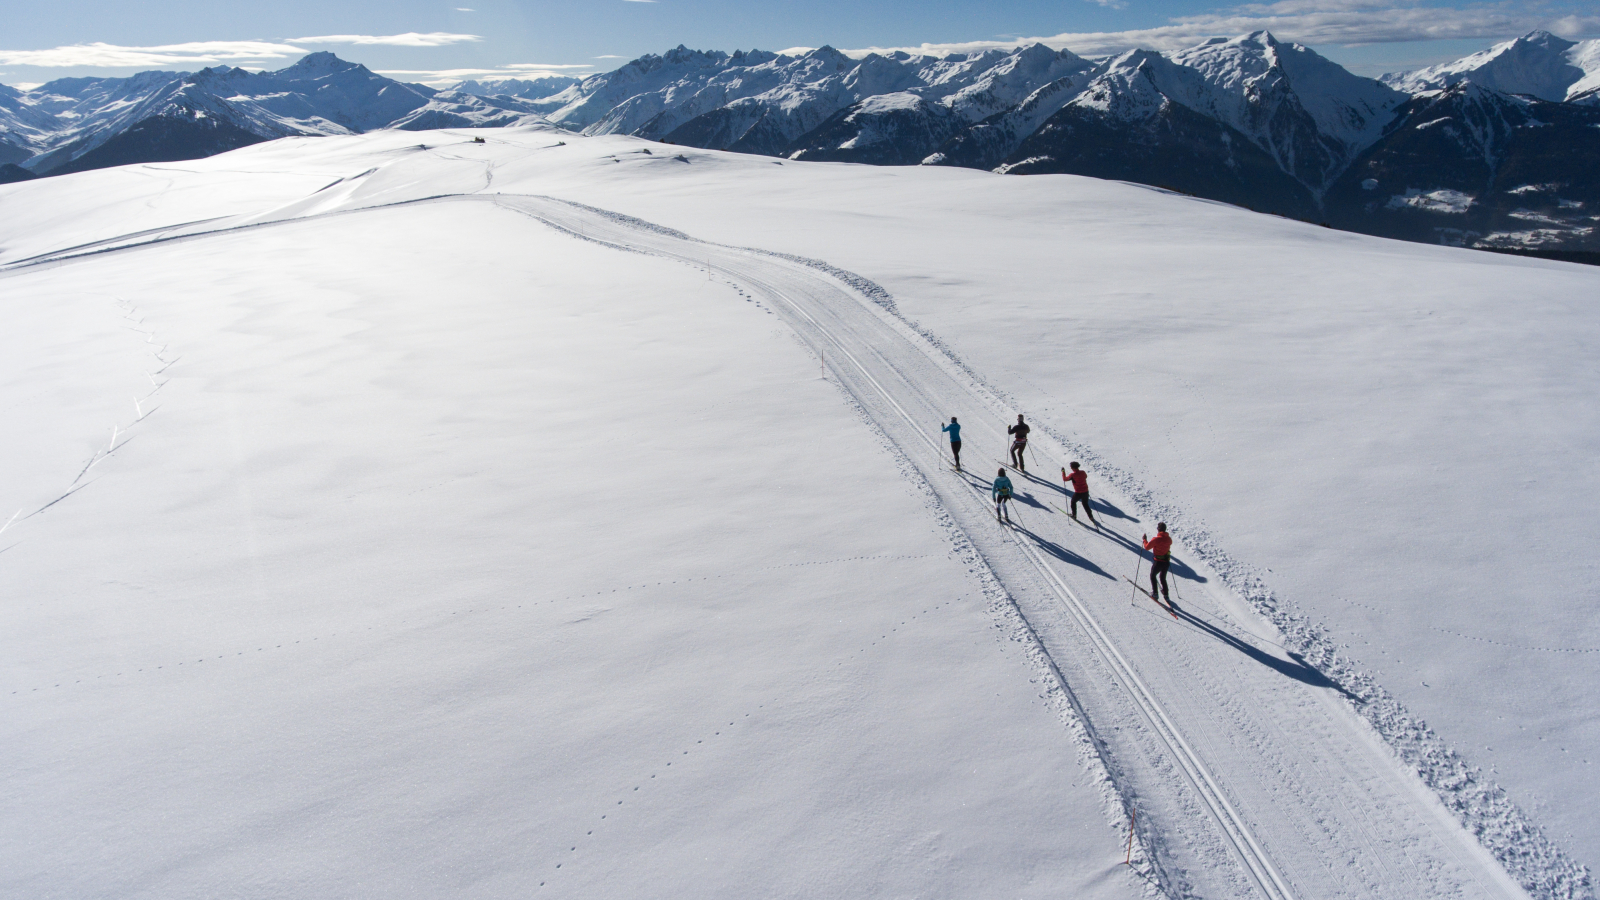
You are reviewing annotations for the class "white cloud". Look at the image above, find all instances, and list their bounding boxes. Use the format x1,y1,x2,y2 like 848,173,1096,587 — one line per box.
377,63,593,87
289,32,482,47
594,55,627,58
841,3,1596,59
0,33,486,70
456,7,475,10
1547,14,1600,37
0,40,306,68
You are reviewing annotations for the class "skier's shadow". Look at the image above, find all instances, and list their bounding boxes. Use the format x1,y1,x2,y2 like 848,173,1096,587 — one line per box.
1170,604,1360,701
1090,497,1139,523
1014,491,1049,512
955,469,992,493
1012,523,1114,580
1019,470,1139,523
1158,554,1203,582
1166,555,1207,583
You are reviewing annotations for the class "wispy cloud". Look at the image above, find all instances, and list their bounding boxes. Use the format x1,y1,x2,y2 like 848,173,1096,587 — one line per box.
0,33,485,69
594,54,627,58
377,63,594,87
0,40,306,68
843,2,1597,58
290,32,482,47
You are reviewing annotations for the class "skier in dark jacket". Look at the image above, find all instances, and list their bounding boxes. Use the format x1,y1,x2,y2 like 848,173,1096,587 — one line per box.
942,417,962,470
1143,523,1173,603
1007,415,1030,471
992,469,1014,522
1062,462,1096,525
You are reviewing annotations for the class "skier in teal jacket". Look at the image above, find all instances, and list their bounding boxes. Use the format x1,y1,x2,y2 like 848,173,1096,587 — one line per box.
942,417,962,470
992,469,1014,522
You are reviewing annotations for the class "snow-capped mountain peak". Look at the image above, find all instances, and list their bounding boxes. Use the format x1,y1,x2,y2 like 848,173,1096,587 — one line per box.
1384,30,1600,104
1170,31,1404,150
1052,35,1404,194
0,54,446,175
277,50,368,78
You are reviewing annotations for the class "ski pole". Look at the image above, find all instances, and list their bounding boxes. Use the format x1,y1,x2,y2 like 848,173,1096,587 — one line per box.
1130,555,1142,608
1125,807,1137,865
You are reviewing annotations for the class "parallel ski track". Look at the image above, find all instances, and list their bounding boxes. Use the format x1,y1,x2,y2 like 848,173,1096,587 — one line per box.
496,195,1299,900
766,264,1296,898
1,189,1538,900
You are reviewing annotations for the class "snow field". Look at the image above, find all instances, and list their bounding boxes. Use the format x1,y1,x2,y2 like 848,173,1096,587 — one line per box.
467,133,1598,891
4,124,1599,897
0,199,1140,898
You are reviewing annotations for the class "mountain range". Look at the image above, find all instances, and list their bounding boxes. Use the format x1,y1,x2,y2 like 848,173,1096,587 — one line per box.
0,52,552,180
2,33,1597,257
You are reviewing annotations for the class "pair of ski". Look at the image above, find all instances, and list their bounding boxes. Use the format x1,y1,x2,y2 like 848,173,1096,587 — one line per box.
1051,503,1098,528
1124,576,1179,619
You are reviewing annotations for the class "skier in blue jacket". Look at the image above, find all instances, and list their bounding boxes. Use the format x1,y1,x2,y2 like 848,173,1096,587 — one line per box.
992,469,1014,522
941,417,962,470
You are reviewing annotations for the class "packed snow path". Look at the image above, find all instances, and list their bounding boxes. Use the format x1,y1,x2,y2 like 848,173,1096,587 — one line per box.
489,194,1527,900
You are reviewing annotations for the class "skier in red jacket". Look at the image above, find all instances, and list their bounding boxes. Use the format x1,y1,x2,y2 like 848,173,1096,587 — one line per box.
1143,524,1173,603
1061,462,1096,525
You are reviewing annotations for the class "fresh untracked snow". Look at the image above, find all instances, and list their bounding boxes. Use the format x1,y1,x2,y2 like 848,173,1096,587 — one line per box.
2,124,1598,899
0,190,1134,900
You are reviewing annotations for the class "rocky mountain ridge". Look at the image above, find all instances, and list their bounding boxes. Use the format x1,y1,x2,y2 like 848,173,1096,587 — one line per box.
3,33,1597,256
0,52,551,176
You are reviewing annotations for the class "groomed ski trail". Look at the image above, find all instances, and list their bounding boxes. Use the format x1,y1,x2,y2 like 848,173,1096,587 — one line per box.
491,194,1533,900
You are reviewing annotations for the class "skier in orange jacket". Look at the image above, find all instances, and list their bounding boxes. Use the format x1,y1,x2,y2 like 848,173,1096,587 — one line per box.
1143,524,1173,603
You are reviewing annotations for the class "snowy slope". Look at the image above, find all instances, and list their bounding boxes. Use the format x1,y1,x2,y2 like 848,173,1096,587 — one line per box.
2,126,1598,899
387,90,552,131
0,130,1141,900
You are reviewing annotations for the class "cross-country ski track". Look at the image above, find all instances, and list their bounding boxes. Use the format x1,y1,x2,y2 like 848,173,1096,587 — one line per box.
0,190,1541,900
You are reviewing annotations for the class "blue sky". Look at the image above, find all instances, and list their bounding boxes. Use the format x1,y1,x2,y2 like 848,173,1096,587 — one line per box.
2,0,1596,88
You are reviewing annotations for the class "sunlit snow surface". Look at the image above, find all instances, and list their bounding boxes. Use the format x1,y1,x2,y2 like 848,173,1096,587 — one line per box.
2,125,1598,899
